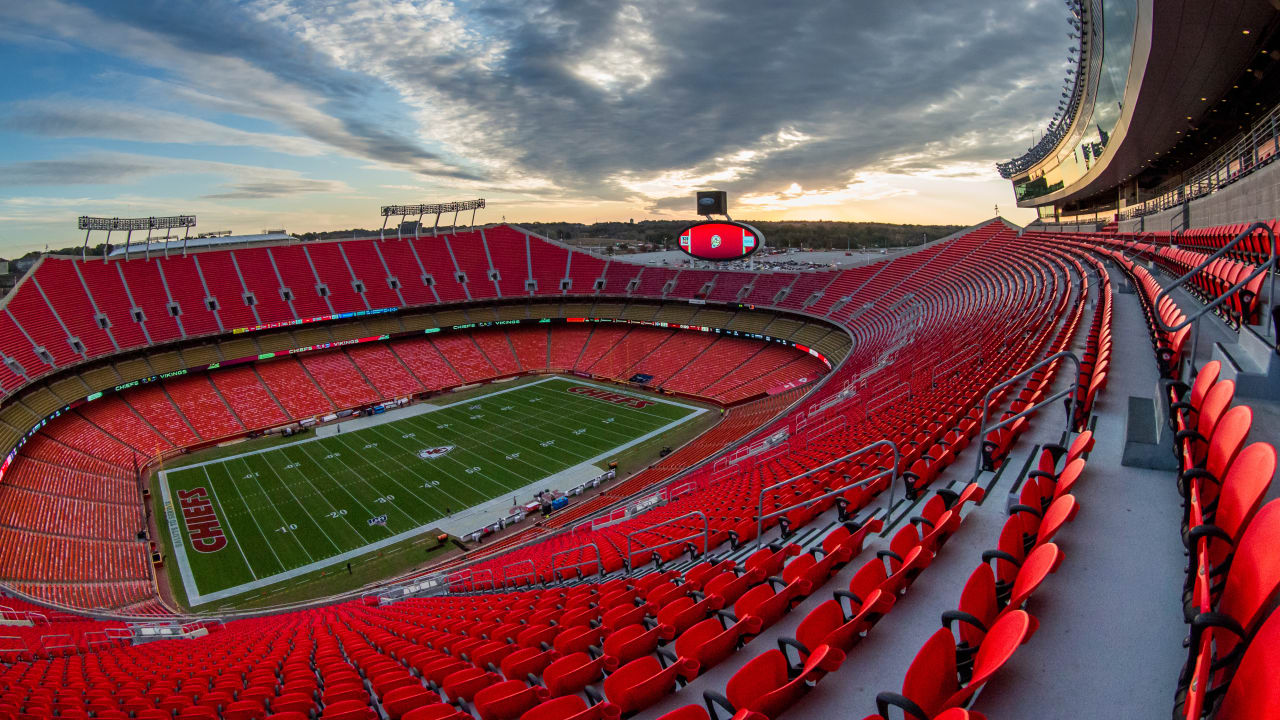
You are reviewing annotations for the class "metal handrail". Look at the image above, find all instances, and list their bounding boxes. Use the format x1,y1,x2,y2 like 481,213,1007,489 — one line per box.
1152,221,1276,340
465,567,494,592
500,559,538,589
549,542,603,582
755,439,900,548
624,511,708,572
973,351,1081,478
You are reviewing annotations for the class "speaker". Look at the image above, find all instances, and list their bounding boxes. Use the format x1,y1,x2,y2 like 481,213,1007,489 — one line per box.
696,190,727,216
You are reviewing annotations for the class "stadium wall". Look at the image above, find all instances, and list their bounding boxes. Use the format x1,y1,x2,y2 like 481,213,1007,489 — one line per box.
1117,159,1280,233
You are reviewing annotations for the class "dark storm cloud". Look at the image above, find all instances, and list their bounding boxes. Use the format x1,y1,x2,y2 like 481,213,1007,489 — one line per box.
8,0,1070,201
370,0,1070,199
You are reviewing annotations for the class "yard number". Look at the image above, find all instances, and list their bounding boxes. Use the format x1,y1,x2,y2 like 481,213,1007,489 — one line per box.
324,452,341,460
374,495,396,504
283,462,301,470
422,480,440,488
276,524,298,533
243,471,260,480
470,414,483,420
363,442,379,450
501,405,513,411
437,423,450,429
572,428,586,436
539,440,555,448
505,452,521,460
402,432,416,439
465,466,482,474
326,509,348,518
603,417,615,424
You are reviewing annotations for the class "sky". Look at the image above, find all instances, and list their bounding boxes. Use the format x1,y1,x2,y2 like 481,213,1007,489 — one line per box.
0,0,1073,256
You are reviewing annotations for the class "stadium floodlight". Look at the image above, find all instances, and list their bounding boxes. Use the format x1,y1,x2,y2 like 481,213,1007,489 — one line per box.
77,215,197,261
378,199,485,240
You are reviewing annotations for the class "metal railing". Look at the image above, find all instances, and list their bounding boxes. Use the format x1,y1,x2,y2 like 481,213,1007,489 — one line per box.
755,439,900,548
973,351,1081,478
624,511,708,572
549,542,603,582
500,559,538,589
1151,223,1277,362
1121,101,1280,221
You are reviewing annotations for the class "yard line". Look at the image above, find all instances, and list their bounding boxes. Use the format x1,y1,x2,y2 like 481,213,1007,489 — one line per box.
195,466,259,581
250,456,345,556
292,437,420,528
234,457,318,565
261,452,368,548
358,425,519,500
279,445,397,542
208,463,286,576
329,432,462,513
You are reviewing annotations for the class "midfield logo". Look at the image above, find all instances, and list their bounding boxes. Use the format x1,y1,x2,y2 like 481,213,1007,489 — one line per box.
417,446,455,460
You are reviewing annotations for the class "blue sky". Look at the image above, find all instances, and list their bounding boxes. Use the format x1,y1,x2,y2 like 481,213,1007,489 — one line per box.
0,0,1071,256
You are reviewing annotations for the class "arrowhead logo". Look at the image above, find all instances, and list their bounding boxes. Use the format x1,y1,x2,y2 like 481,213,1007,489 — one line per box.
417,446,455,460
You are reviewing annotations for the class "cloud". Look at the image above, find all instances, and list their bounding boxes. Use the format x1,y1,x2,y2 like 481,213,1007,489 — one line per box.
1,100,330,157
0,0,1070,227
0,0,483,182
0,152,351,199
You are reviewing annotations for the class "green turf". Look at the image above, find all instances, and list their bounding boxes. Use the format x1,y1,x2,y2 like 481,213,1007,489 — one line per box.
158,376,703,605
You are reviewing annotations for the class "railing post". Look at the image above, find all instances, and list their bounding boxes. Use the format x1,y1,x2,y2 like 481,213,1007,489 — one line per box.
972,350,1081,479
623,511,709,572
754,439,900,548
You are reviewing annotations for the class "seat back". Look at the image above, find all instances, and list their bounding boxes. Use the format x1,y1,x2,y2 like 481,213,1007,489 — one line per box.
1214,607,1280,719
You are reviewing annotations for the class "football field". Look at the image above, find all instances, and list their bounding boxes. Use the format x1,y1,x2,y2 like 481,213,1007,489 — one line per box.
159,376,705,605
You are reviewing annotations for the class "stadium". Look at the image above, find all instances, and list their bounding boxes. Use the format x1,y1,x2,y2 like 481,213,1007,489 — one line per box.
0,1,1278,719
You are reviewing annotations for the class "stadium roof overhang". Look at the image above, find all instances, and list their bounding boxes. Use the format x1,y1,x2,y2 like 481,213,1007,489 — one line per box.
1017,0,1280,211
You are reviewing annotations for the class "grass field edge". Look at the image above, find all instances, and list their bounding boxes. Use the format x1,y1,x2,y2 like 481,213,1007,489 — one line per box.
159,375,710,606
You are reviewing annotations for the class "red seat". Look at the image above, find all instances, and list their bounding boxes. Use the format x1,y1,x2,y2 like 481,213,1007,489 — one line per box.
704,644,844,720
1211,606,1280,719
672,616,760,671
401,705,469,720
519,695,620,720
379,687,440,720
542,652,617,698
871,610,1033,720
318,700,375,720
787,587,894,657
602,655,698,716
472,680,549,720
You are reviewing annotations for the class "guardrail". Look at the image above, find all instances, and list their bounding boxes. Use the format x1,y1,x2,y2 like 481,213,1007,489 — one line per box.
500,559,539,589
1151,222,1277,357
754,439,900,548
549,541,603,582
972,350,1081,478
624,511,708,572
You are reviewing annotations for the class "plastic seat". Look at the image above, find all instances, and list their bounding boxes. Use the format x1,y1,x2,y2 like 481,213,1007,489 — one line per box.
601,622,672,666
704,644,844,720
379,687,440,720
400,704,469,720
320,699,377,720
786,586,893,658
542,652,617,698
472,680,549,720
656,593,725,635
500,647,560,681
1210,606,1280,719
519,695,620,720
671,615,760,671
440,667,499,704
602,655,698,716
224,700,268,720
873,610,1033,720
